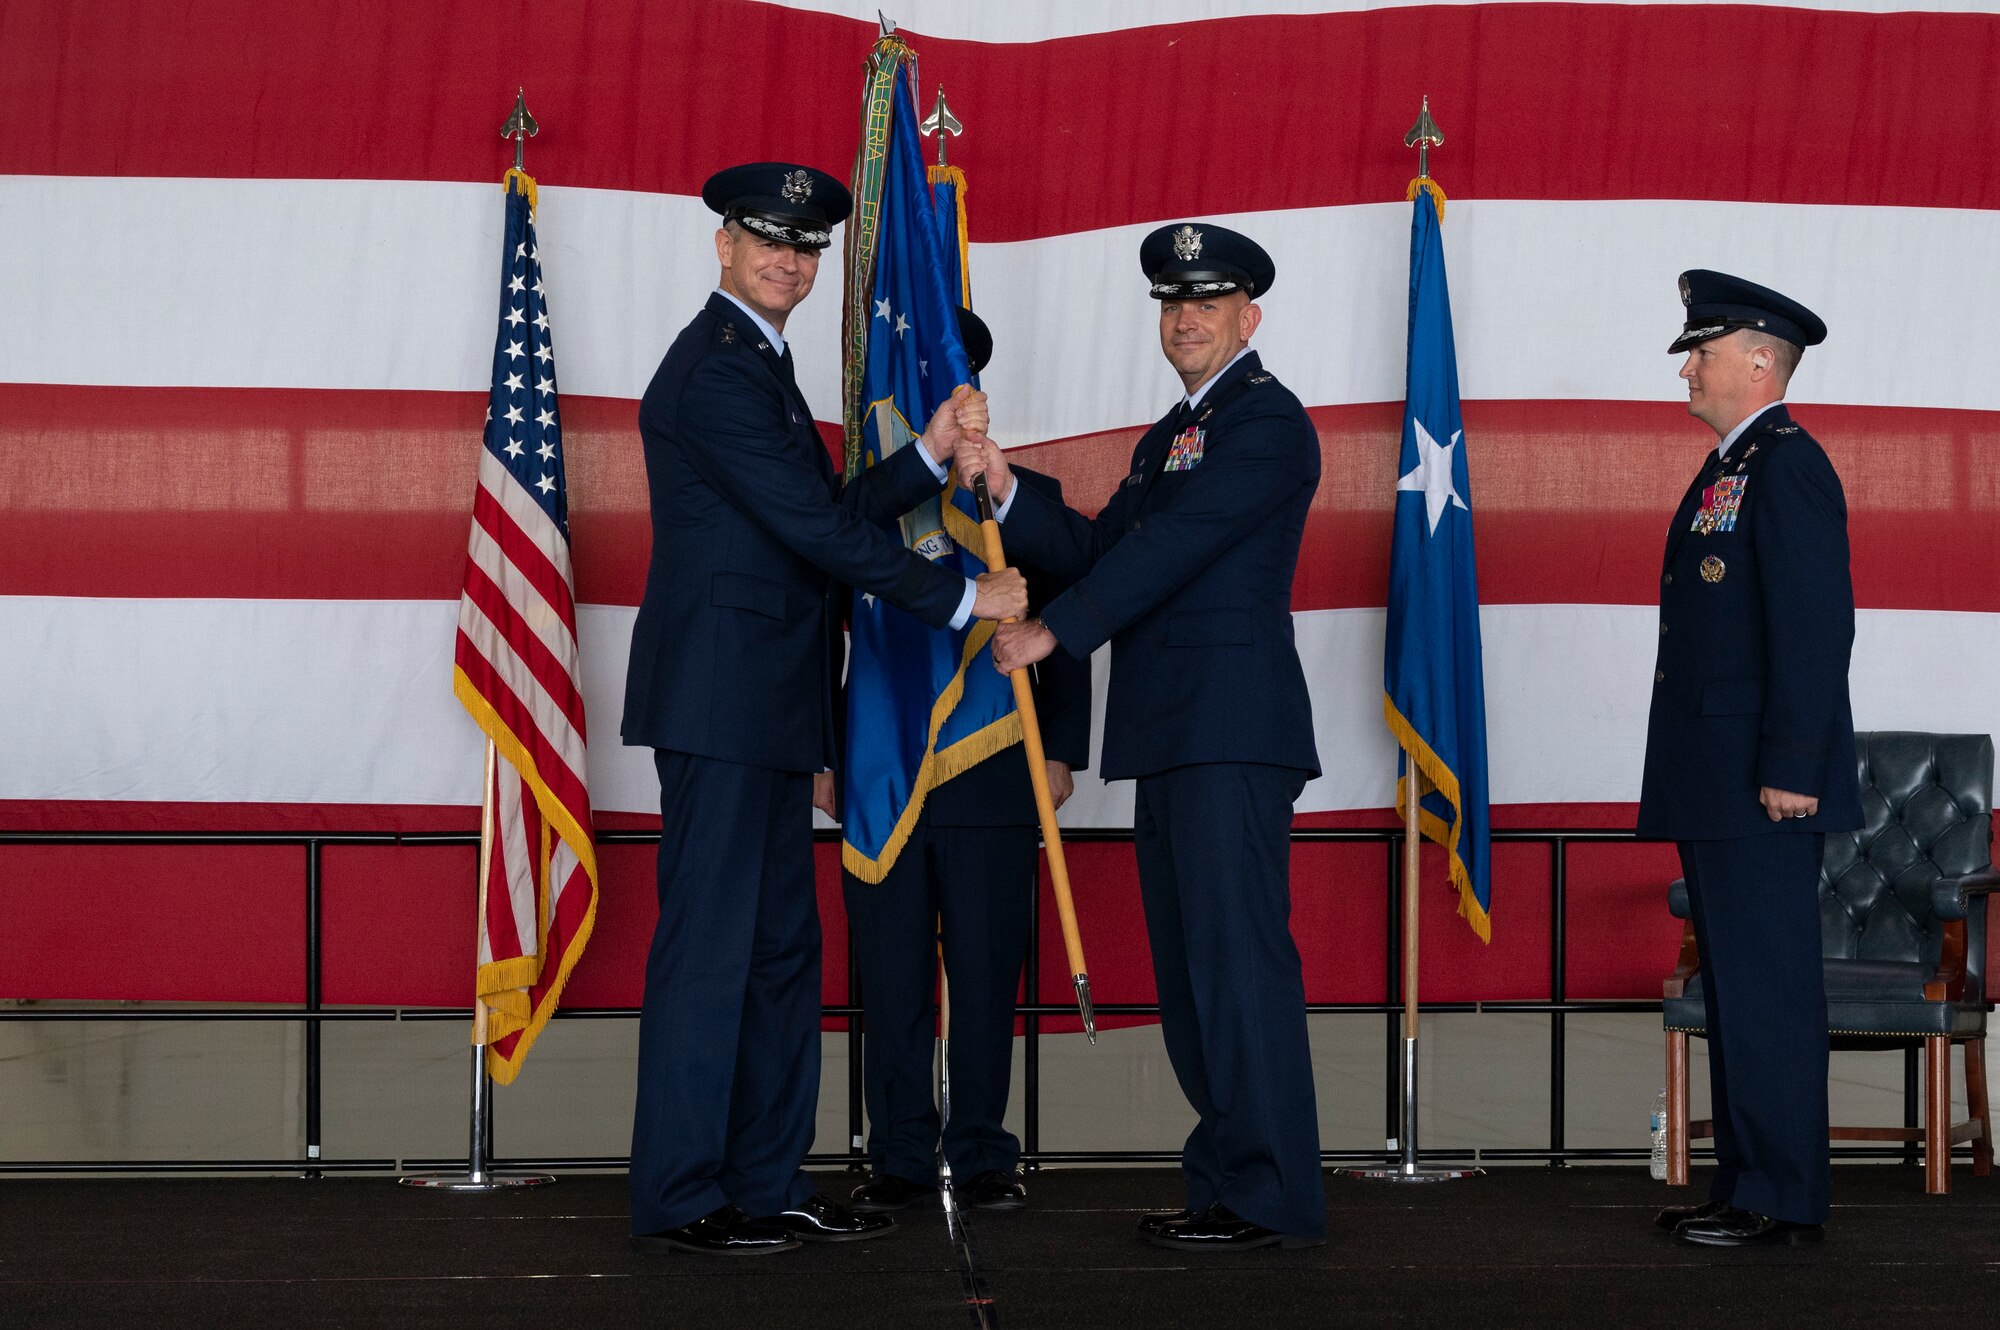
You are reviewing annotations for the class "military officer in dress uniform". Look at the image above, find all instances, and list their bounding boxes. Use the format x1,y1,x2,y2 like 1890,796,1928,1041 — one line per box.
1641,270,1861,1248
621,162,1026,1256
957,224,1326,1250
843,311,1093,1217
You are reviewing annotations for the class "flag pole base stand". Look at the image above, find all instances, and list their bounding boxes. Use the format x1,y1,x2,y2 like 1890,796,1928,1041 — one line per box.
1345,1163,1484,1183
397,1171,555,1192
397,1043,553,1190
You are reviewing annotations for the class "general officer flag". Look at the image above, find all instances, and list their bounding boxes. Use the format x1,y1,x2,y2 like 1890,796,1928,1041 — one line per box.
840,47,1020,882
1384,182,1493,941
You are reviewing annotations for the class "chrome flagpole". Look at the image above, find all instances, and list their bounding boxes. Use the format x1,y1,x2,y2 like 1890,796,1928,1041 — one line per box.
399,741,553,1192
1349,761,1478,1181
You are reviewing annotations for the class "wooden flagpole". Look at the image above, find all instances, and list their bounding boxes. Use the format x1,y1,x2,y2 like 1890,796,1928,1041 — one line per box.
970,474,1095,1042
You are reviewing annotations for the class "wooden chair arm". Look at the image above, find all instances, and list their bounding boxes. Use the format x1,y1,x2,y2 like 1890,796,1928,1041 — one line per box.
1922,918,1967,1003
1663,919,1700,999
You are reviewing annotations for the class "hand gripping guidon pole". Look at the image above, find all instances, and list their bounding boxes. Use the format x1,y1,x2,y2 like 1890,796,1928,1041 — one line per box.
970,472,1096,1043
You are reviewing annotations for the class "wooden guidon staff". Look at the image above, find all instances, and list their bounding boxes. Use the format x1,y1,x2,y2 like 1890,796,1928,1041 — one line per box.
969,472,1096,1042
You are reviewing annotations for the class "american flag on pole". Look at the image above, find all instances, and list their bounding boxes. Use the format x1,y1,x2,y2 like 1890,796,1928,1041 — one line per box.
451,172,599,1084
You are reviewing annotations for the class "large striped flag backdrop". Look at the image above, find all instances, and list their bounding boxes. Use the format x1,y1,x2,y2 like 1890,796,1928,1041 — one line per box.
452,172,599,1083
3,1,1997,1012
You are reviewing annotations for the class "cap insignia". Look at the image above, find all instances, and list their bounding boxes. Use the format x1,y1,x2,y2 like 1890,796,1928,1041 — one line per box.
1171,225,1203,261
781,170,813,203
1678,275,1691,307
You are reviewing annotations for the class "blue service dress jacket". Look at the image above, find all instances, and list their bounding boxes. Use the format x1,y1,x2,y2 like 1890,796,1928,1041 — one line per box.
997,351,1320,782
621,292,967,774
1637,405,1863,840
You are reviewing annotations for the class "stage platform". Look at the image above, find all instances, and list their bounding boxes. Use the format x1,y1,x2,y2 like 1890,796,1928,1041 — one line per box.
1,1166,1994,1328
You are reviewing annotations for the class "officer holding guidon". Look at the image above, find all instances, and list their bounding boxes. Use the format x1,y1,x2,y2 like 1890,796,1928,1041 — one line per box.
621,161,1025,1257
958,223,1326,1250
1641,270,1861,1247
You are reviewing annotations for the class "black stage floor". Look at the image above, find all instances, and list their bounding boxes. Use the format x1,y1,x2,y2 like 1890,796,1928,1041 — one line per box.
2,1166,1996,1328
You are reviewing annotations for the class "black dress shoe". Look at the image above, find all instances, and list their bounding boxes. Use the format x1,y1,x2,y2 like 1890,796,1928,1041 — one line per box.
1655,1198,1727,1232
963,1170,1027,1210
630,1206,800,1256
849,1172,937,1212
1144,1204,1324,1252
1673,1205,1825,1248
1136,1207,1199,1238
759,1194,897,1243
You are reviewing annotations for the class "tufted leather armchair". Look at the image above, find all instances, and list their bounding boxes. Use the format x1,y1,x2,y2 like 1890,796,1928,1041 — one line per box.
1662,732,1997,1194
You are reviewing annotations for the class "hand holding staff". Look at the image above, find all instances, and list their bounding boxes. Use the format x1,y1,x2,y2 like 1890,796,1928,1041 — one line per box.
963,437,1096,1042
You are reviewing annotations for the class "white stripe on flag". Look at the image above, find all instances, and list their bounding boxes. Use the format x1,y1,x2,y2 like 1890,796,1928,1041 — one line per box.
7,176,1999,428
6,596,1995,821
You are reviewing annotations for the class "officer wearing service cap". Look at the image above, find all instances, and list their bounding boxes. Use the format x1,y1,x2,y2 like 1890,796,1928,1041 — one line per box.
1641,269,1860,1248
622,161,1026,1256
842,307,1093,1218
958,222,1326,1250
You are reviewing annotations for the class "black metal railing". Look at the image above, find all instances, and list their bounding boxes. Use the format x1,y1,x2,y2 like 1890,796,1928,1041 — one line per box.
0,826,1934,1173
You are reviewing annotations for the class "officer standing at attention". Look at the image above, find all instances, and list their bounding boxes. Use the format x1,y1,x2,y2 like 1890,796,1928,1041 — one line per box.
1642,270,1860,1248
958,224,1325,1250
844,310,1093,1217
621,162,1026,1256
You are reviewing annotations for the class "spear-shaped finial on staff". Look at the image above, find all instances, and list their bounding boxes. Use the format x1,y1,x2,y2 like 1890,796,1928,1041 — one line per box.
502,88,538,174
920,87,963,167
878,10,896,38
1405,94,1443,181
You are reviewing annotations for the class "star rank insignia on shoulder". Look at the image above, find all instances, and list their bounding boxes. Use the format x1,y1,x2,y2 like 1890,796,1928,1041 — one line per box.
719,322,738,344
1773,425,1798,434
1247,373,1273,384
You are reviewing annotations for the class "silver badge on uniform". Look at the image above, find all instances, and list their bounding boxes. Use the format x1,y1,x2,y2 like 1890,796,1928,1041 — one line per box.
782,170,813,203
1172,225,1203,260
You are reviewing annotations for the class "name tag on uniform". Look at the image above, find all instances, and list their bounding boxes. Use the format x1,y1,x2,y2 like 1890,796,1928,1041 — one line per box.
1691,474,1747,534
1163,425,1206,472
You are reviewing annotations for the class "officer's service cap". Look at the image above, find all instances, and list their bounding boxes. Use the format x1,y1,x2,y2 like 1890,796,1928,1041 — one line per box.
703,162,851,252
1140,222,1275,300
955,307,993,376
1669,269,1826,354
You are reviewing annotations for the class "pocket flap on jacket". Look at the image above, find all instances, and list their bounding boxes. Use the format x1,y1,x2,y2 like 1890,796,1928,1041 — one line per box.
1166,608,1252,647
1699,677,1764,716
711,571,788,621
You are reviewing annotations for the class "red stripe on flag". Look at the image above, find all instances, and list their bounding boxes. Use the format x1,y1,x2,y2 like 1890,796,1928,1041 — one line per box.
472,480,579,628
460,557,589,738
451,639,590,818
7,2,1997,231
8,383,1998,611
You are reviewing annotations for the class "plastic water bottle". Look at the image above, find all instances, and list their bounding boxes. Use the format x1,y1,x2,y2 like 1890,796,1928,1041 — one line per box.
1649,1089,1668,1181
